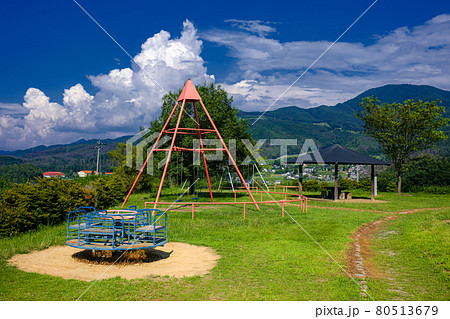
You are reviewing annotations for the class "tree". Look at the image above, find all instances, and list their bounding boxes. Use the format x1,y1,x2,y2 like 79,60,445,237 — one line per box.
356,96,448,192
108,143,156,193
0,163,42,183
109,82,258,194
150,82,257,193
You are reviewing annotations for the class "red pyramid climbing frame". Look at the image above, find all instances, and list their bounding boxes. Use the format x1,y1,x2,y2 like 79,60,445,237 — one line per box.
122,79,260,210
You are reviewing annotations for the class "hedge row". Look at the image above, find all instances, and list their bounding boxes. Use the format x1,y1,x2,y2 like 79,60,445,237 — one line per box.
0,176,127,238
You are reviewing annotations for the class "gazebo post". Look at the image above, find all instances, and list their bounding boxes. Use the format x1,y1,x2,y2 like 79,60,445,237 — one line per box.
288,145,390,202
371,164,375,201
334,163,339,200
298,163,303,197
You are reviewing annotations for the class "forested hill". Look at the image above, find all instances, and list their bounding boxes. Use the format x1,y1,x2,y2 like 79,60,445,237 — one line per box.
239,84,450,158
1,84,449,180
0,136,131,179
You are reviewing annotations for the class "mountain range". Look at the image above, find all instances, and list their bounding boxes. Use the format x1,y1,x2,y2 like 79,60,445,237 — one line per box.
0,136,131,174
239,84,450,158
1,84,449,175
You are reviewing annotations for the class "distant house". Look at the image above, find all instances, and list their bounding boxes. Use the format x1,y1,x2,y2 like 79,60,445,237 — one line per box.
78,170,103,177
43,172,65,178
77,170,93,178
104,172,113,175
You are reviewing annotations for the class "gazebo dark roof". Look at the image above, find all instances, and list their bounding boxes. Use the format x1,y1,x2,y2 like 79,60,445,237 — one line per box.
287,144,390,165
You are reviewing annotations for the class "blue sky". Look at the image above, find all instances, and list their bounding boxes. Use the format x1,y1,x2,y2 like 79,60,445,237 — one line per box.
1,0,449,150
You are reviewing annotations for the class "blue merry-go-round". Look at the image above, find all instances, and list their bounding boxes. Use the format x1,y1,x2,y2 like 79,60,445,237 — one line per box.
66,206,167,251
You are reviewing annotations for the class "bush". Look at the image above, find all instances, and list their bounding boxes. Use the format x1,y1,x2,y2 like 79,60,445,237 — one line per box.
320,181,330,190
0,177,93,238
402,155,450,191
386,181,397,192
0,163,42,183
358,178,372,191
377,169,397,192
375,155,450,193
91,176,127,209
408,185,450,194
302,179,320,192
339,178,358,190
0,178,11,201
0,205,35,237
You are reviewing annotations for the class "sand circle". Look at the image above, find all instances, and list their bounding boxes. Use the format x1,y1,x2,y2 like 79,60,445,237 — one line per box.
8,242,220,281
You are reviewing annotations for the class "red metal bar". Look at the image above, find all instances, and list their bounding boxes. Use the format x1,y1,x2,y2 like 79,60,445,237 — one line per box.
145,199,303,205
193,101,214,202
121,101,180,208
163,131,211,135
155,147,225,152
243,203,246,220
198,99,260,210
192,203,194,219
153,99,187,209
282,201,285,217
164,127,215,133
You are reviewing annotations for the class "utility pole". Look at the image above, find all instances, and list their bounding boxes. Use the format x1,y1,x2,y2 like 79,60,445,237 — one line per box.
93,140,107,174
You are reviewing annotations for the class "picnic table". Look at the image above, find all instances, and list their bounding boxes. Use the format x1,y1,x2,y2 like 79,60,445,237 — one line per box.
323,187,351,200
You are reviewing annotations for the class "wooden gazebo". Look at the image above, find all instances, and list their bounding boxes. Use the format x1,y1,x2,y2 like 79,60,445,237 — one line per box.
287,144,390,200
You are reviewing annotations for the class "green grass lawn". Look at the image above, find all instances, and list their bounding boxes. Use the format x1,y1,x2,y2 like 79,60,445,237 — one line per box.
0,190,448,301
371,208,450,300
306,190,450,212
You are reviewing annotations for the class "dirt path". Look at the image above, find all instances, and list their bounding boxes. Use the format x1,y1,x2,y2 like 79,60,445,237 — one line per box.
345,207,448,296
308,205,386,213
8,242,220,281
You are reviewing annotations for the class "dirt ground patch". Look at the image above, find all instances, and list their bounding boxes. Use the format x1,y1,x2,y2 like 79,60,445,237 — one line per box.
308,205,386,213
8,242,220,281
346,207,447,279
347,215,397,279
309,198,388,204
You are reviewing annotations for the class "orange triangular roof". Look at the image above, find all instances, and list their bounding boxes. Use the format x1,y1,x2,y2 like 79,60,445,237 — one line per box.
177,79,202,102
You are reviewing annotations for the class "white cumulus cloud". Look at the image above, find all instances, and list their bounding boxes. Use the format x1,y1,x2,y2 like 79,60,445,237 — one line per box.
0,20,214,150
202,15,450,110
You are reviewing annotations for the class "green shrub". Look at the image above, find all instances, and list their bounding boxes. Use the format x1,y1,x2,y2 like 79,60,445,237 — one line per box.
339,178,358,190
386,181,397,192
92,176,128,209
402,155,450,191
0,163,42,183
408,185,450,194
357,178,372,191
320,181,330,190
0,178,11,201
0,177,93,238
0,205,35,237
376,155,450,193
377,169,397,192
302,179,320,192
290,179,299,186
